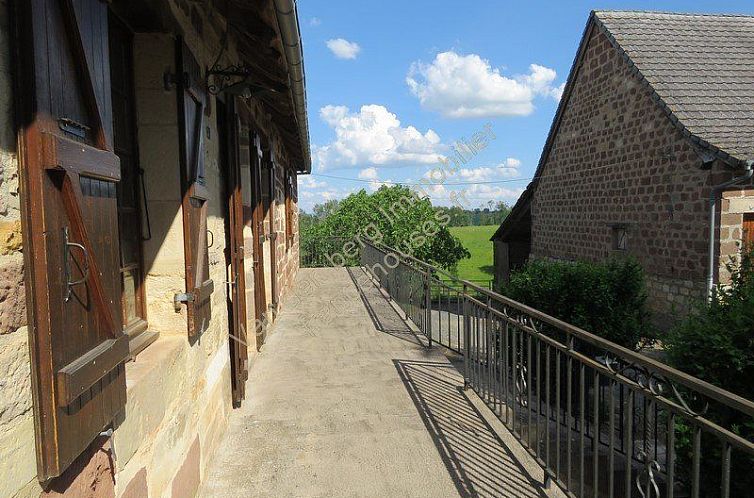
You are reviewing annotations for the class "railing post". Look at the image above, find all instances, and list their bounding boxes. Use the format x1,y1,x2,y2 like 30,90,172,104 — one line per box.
424,269,432,348
463,284,471,390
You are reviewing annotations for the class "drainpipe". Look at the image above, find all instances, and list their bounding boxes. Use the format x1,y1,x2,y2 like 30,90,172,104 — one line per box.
707,160,754,299
272,0,311,173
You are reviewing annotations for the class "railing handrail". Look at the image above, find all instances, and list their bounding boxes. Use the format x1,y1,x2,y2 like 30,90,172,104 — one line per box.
364,238,754,419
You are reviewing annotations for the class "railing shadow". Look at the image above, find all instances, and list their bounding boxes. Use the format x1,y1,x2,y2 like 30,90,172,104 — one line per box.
346,267,427,347
394,359,551,498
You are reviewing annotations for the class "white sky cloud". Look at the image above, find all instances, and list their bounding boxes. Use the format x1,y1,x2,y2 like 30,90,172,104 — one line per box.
499,157,522,178
358,167,379,180
298,176,329,189
326,38,361,60
309,17,322,27
314,104,445,169
406,51,563,118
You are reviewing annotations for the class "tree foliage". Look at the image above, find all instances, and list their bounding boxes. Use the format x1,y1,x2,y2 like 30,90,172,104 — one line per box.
303,185,469,269
435,202,511,227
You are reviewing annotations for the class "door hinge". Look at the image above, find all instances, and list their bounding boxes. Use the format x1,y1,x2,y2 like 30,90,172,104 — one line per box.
174,292,195,312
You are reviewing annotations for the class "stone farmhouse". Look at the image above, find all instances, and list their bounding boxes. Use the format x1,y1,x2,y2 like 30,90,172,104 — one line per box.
0,0,309,496
492,11,754,328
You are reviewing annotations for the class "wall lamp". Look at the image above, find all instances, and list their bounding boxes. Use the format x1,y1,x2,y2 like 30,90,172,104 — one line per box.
206,65,278,99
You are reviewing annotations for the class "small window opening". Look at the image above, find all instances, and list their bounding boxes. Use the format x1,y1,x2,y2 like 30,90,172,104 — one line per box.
612,225,628,251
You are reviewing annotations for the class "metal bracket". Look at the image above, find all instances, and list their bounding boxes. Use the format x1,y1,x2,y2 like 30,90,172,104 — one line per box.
63,227,90,302
174,292,195,313
98,428,117,464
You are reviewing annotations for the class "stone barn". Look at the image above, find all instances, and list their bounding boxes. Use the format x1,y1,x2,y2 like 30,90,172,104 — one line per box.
0,0,309,496
492,10,754,329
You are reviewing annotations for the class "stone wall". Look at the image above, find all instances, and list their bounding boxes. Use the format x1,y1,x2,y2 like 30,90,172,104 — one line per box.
0,0,43,495
529,26,737,326
0,0,302,496
273,164,300,308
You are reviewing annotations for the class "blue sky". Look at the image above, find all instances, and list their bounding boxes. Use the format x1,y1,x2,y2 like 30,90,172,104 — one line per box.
296,0,752,212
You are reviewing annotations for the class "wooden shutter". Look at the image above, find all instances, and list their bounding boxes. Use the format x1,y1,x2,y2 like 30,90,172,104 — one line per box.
250,132,268,345
177,40,214,338
266,149,278,309
16,0,128,480
225,101,249,404
743,214,754,250
285,171,294,249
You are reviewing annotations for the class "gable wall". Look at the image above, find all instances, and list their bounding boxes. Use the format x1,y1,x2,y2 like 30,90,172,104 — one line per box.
530,27,735,327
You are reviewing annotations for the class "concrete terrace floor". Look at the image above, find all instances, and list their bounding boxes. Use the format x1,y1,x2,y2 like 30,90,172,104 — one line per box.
200,267,560,498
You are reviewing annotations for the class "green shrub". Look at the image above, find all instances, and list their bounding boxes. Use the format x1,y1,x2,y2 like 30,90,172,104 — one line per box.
665,249,754,497
502,257,650,350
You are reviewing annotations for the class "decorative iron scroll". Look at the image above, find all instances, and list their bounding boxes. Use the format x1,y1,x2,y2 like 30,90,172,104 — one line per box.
601,355,709,417
206,64,253,96
636,451,661,498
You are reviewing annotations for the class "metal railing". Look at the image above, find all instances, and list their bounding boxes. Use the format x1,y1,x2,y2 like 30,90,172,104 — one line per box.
299,236,355,268
361,239,754,498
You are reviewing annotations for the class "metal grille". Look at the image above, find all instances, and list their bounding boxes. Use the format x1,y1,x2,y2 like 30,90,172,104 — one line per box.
361,239,754,498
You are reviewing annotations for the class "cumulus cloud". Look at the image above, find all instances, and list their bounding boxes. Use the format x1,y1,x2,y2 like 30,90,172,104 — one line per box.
358,168,379,180
298,176,329,189
309,17,322,27
499,157,522,178
314,104,445,169
406,51,563,118
412,182,525,208
457,167,496,182
326,38,361,59
423,157,522,183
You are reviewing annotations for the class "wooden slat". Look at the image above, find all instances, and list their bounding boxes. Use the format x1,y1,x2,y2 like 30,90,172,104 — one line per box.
56,335,129,406
43,132,120,180
195,279,215,302
58,0,110,150
60,173,119,339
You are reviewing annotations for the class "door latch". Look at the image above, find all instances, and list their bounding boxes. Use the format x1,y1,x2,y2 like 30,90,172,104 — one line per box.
174,292,195,312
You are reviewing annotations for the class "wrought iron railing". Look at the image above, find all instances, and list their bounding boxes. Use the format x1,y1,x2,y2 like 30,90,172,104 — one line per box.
361,239,754,498
299,236,355,268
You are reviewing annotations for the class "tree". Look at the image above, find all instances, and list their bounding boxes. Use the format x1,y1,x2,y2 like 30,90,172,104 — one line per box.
434,203,511,227
303,185,469,269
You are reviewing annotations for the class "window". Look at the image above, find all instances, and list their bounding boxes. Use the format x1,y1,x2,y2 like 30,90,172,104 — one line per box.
612,225,628,251
110,14,154,355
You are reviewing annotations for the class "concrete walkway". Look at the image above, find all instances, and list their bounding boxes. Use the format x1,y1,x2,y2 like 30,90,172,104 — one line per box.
200,268,555,498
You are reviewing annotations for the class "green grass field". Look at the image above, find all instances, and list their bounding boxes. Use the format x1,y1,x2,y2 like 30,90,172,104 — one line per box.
448,225,497,284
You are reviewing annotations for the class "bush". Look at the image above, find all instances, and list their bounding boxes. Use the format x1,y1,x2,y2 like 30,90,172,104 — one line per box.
665,249,754,497
502,257,650,350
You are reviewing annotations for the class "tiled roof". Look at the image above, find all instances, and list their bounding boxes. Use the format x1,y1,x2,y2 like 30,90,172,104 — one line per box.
594,10,754,162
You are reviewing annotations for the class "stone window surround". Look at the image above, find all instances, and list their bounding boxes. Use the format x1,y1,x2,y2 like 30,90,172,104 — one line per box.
718,189,754,284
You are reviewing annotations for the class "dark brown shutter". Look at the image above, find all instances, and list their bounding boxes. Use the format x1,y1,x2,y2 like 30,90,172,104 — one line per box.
743,214,754,250
285,171,294,249
16,0,128,480
250,132,268,345
176,40,214,338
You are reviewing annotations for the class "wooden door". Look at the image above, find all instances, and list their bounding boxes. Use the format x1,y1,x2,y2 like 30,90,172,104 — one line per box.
16,0,128,480
250,132,268,346
218,98,249,404
176,40,214,338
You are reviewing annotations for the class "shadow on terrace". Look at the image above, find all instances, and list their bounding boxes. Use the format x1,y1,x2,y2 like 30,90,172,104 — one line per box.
203,238,754,498
201,266,554,498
